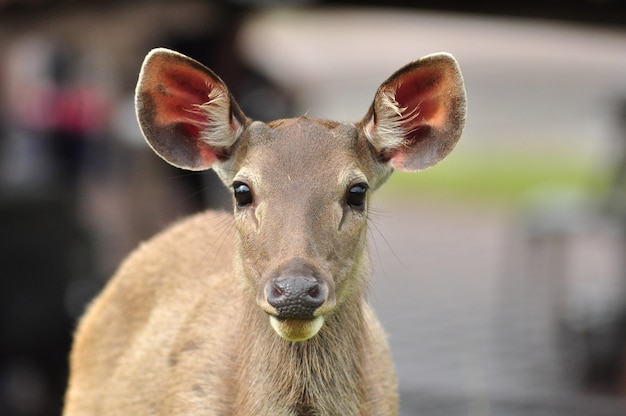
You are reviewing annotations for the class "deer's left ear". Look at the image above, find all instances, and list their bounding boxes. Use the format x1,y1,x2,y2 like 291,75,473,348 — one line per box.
362,53,466,172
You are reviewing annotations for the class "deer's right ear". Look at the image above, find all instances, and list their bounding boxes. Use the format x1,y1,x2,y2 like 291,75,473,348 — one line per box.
135,48,247,171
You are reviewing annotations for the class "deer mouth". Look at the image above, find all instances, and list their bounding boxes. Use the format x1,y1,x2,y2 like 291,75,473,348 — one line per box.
268,315,325,342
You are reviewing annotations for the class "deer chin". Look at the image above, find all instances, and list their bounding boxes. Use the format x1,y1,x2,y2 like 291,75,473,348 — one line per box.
269,315,325,342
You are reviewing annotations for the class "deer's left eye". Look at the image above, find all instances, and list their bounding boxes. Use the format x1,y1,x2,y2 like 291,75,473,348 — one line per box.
346,183,368,209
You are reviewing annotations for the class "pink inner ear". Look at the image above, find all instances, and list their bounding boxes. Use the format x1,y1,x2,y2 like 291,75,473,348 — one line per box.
153,66,219,134
393,69,447,134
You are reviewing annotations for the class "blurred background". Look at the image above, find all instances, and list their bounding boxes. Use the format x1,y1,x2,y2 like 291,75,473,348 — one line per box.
0,0,625,415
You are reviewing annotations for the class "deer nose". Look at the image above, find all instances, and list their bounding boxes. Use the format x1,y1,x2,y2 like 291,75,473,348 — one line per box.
266,276,327,319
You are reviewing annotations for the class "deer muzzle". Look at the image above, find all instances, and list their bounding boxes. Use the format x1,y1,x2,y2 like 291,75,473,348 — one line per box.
259,258,335,341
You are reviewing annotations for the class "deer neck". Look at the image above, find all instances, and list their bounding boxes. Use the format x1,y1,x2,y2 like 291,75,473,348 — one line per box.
232,289,369,415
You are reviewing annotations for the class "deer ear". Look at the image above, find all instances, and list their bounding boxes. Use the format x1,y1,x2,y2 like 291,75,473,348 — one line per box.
362,53,466,172
135,48,247,171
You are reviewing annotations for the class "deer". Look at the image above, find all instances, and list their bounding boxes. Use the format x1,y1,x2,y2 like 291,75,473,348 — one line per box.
62,47,466,416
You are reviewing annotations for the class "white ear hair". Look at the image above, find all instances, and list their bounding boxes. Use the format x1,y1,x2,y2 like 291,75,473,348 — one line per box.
192,88,243,150
364,88,420,152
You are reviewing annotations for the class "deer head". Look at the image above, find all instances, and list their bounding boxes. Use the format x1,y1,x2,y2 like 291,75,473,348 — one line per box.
135,48,465,341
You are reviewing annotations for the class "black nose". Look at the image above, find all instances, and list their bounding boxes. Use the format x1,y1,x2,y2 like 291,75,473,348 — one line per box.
266,263,327,319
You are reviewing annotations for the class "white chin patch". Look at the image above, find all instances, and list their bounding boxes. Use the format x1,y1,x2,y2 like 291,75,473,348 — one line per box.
269,315,325,342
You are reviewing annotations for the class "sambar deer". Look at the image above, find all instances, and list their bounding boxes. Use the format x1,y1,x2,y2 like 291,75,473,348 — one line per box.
63,48,466,415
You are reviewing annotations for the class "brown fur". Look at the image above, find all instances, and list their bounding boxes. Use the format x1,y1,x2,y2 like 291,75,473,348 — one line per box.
63,48,466,415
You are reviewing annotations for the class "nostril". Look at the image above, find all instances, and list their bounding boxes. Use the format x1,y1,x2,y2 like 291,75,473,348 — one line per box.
266,276,327,319
307,285,320,300
271,284,284,298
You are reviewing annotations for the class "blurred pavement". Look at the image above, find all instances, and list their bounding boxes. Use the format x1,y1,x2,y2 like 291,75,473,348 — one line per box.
369,200,626,415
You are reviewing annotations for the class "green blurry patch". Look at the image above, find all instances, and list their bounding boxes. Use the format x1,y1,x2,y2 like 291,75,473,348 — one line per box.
378,148,611,205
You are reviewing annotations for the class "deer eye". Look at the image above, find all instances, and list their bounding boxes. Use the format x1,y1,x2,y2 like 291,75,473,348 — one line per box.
346,183,368,209
233,182,253,207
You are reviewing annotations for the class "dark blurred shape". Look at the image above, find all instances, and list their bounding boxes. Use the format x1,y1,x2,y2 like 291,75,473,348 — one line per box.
507,97,626,394
563,98,626,392
0,36,104,416
606,98,626,234
0,193,95,416
586,97,626,392
323,0,626,27
2,0,623,27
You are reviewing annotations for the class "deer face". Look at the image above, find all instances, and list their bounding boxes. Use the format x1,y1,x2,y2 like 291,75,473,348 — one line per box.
213,119,388,341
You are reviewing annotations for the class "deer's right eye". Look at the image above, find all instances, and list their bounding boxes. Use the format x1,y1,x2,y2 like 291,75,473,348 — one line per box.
233,182,253,207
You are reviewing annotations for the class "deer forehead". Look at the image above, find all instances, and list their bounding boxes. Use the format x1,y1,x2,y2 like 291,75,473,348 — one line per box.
231,118,374,193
